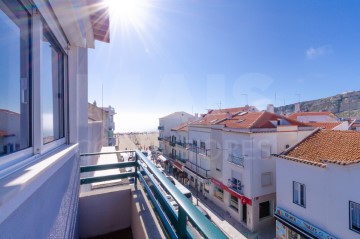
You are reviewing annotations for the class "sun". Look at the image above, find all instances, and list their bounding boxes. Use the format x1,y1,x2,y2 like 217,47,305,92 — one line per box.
105,0,148,24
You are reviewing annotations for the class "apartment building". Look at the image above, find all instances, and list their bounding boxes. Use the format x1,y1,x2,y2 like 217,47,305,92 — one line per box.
208,111,314,232
274,130,360,239
185,106,258,193
158,111,194,153
0,0,109,237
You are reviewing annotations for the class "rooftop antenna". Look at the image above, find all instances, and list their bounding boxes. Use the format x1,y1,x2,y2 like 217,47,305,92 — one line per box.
274,92,277,107
216,101,222,110
296,93,301,103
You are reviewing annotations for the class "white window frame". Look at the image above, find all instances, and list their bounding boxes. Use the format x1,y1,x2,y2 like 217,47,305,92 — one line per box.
293,181,306,208
0,1,69,178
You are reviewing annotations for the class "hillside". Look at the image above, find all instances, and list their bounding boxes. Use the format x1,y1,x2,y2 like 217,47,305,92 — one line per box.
274,90,360,118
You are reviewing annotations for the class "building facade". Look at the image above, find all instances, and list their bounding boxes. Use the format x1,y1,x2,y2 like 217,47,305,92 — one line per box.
158,111,194,154
275,130,360,239
208,111,314,232
0,0,109,237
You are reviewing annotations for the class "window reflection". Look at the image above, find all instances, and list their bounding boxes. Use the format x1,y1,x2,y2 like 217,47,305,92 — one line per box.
41,25,65,144
0,0,31,156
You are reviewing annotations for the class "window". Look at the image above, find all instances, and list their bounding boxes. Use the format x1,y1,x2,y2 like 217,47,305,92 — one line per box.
293,181,306,207
41,23,65,144
259,201,271,219
200,141,205,150
229,177,243,193
350,201,360,233
214,185,223,200
261,172,272,187
0,0,31,156
229,195,239,211
261,144,271,159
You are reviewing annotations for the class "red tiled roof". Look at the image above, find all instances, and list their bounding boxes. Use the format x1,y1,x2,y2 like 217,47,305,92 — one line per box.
171,120,194,132
288,111,336,120
207,106,255,115
281,130,360,166
304,122,341,130
218,111,309,129
0,109,20,115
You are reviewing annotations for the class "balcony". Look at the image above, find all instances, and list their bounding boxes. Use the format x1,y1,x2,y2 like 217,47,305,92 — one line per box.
158,126,164,130
175,141,187,148
80,150,227,238
227,154,244,167
186,144,210,157
158,136,163,141
176,156,187,164
169,141,176,147
185,160,211,178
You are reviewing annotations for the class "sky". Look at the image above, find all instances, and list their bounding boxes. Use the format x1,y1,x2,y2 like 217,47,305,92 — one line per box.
88,0,360,132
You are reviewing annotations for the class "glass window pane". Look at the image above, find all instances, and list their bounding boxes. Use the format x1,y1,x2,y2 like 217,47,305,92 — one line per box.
293,182,299,204
41,25,64,144
351,202,360,233
0,0,31,156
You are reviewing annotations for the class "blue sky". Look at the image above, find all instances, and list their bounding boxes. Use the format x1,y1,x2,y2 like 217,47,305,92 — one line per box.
88,0,360,132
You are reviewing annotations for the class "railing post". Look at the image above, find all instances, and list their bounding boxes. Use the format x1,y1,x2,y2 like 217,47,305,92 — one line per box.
135,152,138,188
177,207,187,239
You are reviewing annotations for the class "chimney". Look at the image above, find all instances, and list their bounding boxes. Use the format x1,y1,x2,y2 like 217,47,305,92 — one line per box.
226,112,232,119
294,103,301,113
267,104,274,113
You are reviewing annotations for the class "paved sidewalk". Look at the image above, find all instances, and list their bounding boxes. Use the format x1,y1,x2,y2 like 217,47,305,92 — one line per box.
188,186,275,239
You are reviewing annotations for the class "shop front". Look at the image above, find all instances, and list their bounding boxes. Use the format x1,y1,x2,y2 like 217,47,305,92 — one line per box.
274,208,338,239
211,178,252,206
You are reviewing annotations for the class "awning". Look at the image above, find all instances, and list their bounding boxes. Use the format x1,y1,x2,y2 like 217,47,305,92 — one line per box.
172,162,183,171
211,178,252,206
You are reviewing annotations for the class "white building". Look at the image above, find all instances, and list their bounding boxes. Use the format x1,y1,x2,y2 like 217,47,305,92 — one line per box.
275,130,360,239
208,111,314,232
288,111,338,123
183,106,258,193
158,111,194,154
0,0,109,237
101,105,116,146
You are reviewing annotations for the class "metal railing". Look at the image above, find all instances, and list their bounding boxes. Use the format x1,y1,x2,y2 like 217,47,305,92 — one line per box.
186,144,210,157
80,150,227,239
185,160,211,178
158,136,163,141
169,141,176,147
158,126,164,130
227,154,244,167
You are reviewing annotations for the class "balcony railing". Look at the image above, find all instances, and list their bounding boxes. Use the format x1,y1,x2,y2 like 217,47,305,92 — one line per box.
80,150,227,239
186,144,210,157
185,160,211,178
175,155,187,163
175,141,187,148
227,154,244,167
169,141,176,147
158,126,164,130
158,136,163,141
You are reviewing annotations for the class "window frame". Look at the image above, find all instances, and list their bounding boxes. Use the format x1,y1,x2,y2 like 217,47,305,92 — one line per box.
293,181,306,208
0,0,33,173
39,18,68,154
350,201,360,234
0,1,69,177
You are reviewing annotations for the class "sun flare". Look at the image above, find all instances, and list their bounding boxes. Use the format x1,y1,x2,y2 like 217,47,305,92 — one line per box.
105,0,148,24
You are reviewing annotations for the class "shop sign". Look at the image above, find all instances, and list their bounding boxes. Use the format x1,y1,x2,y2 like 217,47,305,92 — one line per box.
275,208,338,239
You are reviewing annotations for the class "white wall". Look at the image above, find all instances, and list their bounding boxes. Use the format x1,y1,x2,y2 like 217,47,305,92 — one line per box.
276,158,360,238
